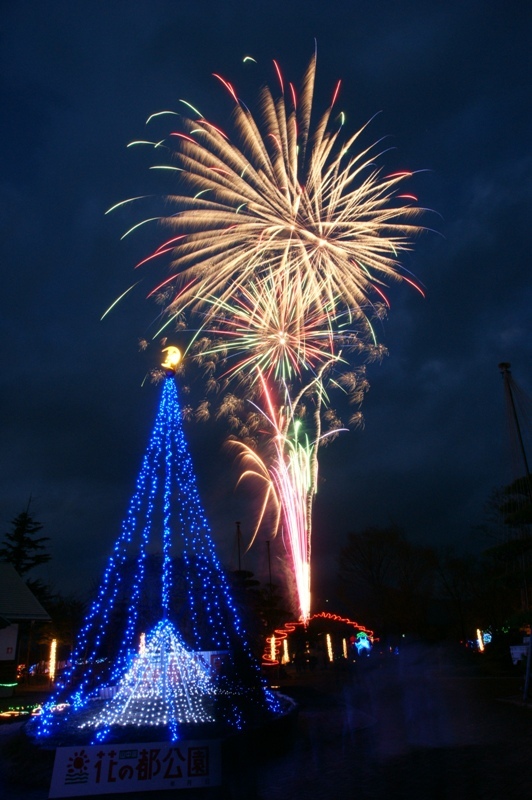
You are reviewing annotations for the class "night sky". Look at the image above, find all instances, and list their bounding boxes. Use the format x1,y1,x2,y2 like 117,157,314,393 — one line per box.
1,1,531,605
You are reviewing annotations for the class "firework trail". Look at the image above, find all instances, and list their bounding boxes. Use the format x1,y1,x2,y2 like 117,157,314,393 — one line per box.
227,365,349,622
229,375,316,622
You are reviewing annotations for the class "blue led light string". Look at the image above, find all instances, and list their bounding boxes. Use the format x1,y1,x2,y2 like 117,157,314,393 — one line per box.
110,448,159,683
86,401,166,690
166,376,248,647
37,390,168,736
164,378,202,648
163,378,280,717
113,390,170,678
165,378,230,650
162,379,174,618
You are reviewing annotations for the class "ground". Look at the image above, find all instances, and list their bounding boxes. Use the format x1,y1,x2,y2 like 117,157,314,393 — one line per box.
1,644,531,799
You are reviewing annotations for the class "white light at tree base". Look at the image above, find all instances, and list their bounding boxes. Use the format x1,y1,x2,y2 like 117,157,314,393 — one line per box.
78,620,215,739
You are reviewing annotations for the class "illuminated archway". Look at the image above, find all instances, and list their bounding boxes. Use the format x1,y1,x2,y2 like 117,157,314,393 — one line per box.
262,611,375,667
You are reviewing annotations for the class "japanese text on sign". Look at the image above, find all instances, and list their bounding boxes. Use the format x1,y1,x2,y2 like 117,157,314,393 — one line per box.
49,739,221,797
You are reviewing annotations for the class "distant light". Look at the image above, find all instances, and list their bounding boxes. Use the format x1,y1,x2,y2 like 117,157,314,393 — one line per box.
355,632,371,655
326,633,333,663
49,640,57,683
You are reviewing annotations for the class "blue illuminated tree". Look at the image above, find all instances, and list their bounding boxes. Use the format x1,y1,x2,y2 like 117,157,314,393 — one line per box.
36,374,279,742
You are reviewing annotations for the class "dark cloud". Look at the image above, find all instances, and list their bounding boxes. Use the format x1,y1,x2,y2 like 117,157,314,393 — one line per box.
1,1,530,602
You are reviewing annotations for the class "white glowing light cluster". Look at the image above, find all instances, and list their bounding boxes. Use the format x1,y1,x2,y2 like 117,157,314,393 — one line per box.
79,620,214,735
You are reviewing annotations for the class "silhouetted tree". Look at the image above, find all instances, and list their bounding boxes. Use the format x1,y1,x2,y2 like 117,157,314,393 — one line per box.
39,594,87,662
435,551,482,640
499,475,532,527
338,525,437,637
0,506,51,575
227,568,264,654
477,475,532,616
257,581,292,633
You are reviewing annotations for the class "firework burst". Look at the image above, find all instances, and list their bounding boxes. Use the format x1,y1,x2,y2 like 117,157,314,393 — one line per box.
188,268,360,385
114,54,427,622
125,53,424,331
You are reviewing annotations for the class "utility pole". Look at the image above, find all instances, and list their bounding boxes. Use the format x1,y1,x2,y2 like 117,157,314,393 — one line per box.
499,363,530,478
266,540,273,603
236,521,242,573
499,363,532,701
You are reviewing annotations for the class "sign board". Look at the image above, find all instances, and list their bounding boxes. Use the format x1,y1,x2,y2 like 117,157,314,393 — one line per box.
49,739,221,797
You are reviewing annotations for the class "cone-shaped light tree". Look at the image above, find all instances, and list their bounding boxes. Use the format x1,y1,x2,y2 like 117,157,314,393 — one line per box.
35,359,279,743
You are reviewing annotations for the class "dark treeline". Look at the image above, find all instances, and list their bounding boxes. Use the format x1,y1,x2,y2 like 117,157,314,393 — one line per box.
336,475,532,645
2,475,531,673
